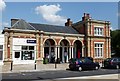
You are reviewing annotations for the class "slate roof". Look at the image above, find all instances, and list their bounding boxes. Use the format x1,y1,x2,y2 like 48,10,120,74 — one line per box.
11,19,79,34
29,23,79,34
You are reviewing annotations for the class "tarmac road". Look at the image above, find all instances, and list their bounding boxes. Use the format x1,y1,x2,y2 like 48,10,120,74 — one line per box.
1,68,120,81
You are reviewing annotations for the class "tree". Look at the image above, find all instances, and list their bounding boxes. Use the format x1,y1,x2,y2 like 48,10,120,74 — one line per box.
111,30,120,57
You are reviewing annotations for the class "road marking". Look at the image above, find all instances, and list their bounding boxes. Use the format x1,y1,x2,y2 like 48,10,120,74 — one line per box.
56,74,119,80
9,74,17,76
22,73,26,76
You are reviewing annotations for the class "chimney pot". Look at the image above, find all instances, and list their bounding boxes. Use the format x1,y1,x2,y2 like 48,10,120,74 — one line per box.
65,18,72,26
82,13,90,21
67,18,70,21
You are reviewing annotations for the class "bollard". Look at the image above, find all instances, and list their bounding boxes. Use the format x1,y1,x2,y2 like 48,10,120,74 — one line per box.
55,60,57,69
10,61,13,71
34,60,37,70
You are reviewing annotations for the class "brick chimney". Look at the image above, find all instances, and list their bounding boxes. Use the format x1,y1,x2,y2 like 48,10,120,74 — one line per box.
82,13,91,21
65,18,72,26
11,19,19,26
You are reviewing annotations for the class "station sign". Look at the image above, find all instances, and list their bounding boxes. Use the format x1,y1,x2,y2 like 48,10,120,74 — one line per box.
27,40,36,43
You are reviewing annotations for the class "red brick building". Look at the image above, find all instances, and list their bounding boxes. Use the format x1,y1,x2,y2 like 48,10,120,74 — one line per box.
2,13,111,64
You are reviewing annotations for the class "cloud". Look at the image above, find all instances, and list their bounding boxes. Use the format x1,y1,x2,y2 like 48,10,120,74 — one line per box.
110,26,113,30
0,0,6,11
35,4,67,25
0,22,9,27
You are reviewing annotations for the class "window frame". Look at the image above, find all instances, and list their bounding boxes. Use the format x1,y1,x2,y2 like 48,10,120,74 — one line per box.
94,42,104,58
94,26,104,36
21,46,35,60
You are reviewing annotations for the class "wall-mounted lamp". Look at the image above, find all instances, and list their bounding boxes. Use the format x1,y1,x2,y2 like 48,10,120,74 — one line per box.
8,45,10,47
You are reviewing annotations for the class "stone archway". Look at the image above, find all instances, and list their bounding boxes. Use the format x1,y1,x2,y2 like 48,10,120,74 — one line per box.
44,39,56,63
59,39,70,63
73,40,82,59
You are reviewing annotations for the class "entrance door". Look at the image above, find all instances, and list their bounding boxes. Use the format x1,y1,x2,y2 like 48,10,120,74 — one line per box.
44,47,49,57
74,40,82,59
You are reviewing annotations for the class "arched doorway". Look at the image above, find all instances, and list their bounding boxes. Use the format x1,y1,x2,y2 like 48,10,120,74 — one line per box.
44,39,55,63
59,39,70,63
73,40,82,59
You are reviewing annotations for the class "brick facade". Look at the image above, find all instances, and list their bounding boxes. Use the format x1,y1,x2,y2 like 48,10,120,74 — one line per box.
2,13,111,64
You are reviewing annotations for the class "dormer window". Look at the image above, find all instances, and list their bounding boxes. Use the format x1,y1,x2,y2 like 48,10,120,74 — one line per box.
94,26,103,36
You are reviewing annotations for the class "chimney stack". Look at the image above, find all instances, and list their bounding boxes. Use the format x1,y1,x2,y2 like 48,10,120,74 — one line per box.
65,18,72,26
82,13,91,21
11,19,19,26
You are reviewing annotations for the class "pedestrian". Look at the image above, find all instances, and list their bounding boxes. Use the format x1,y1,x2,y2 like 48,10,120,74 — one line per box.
64,52,67,63
51,52,55,63
46,53,50,63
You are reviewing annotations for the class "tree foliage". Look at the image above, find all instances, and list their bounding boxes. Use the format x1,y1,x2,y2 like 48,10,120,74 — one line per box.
111,30,120,57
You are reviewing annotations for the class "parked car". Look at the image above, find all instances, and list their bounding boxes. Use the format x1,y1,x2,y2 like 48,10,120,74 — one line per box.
103,57,120,69
69,57,93,63
69,57,100,71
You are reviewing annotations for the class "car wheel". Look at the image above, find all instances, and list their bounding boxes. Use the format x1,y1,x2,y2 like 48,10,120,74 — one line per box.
79,67,82,71
69,68,72,70
116,65,119,69
95,66,99,70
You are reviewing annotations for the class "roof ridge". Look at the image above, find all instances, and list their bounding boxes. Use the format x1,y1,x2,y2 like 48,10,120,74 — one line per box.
19,19,36,30
29,22,69,28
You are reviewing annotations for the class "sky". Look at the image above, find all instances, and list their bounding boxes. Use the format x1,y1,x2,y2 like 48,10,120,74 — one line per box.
0,0,119,30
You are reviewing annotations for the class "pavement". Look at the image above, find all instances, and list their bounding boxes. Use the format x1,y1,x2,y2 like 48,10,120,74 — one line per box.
0,62,69,73
0,62,103,73
1,62,119,80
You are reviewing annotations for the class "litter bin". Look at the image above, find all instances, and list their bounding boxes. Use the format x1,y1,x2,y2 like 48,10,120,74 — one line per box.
43,58,48,64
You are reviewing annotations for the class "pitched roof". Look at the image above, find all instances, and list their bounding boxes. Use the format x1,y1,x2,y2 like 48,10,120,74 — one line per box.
29,23,79,34
11,19,79,34
12,19,35,30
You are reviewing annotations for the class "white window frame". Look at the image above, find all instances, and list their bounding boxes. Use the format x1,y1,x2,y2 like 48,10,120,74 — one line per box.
21,45,36,60
13,45,36,61
94,42,104,58
94,26,104,36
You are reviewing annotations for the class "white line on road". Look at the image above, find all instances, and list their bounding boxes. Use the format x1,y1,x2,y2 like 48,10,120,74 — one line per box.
56,74,119,80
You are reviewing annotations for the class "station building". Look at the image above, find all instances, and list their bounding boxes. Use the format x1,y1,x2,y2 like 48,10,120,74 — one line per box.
2,13,111,64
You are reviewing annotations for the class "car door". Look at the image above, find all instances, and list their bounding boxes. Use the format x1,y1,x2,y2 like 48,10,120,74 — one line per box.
83,58,92,69
112,58,118,66
80,58,88,69
87,59,94,69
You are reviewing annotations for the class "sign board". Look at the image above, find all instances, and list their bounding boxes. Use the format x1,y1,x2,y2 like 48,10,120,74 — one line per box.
27,40,36,43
